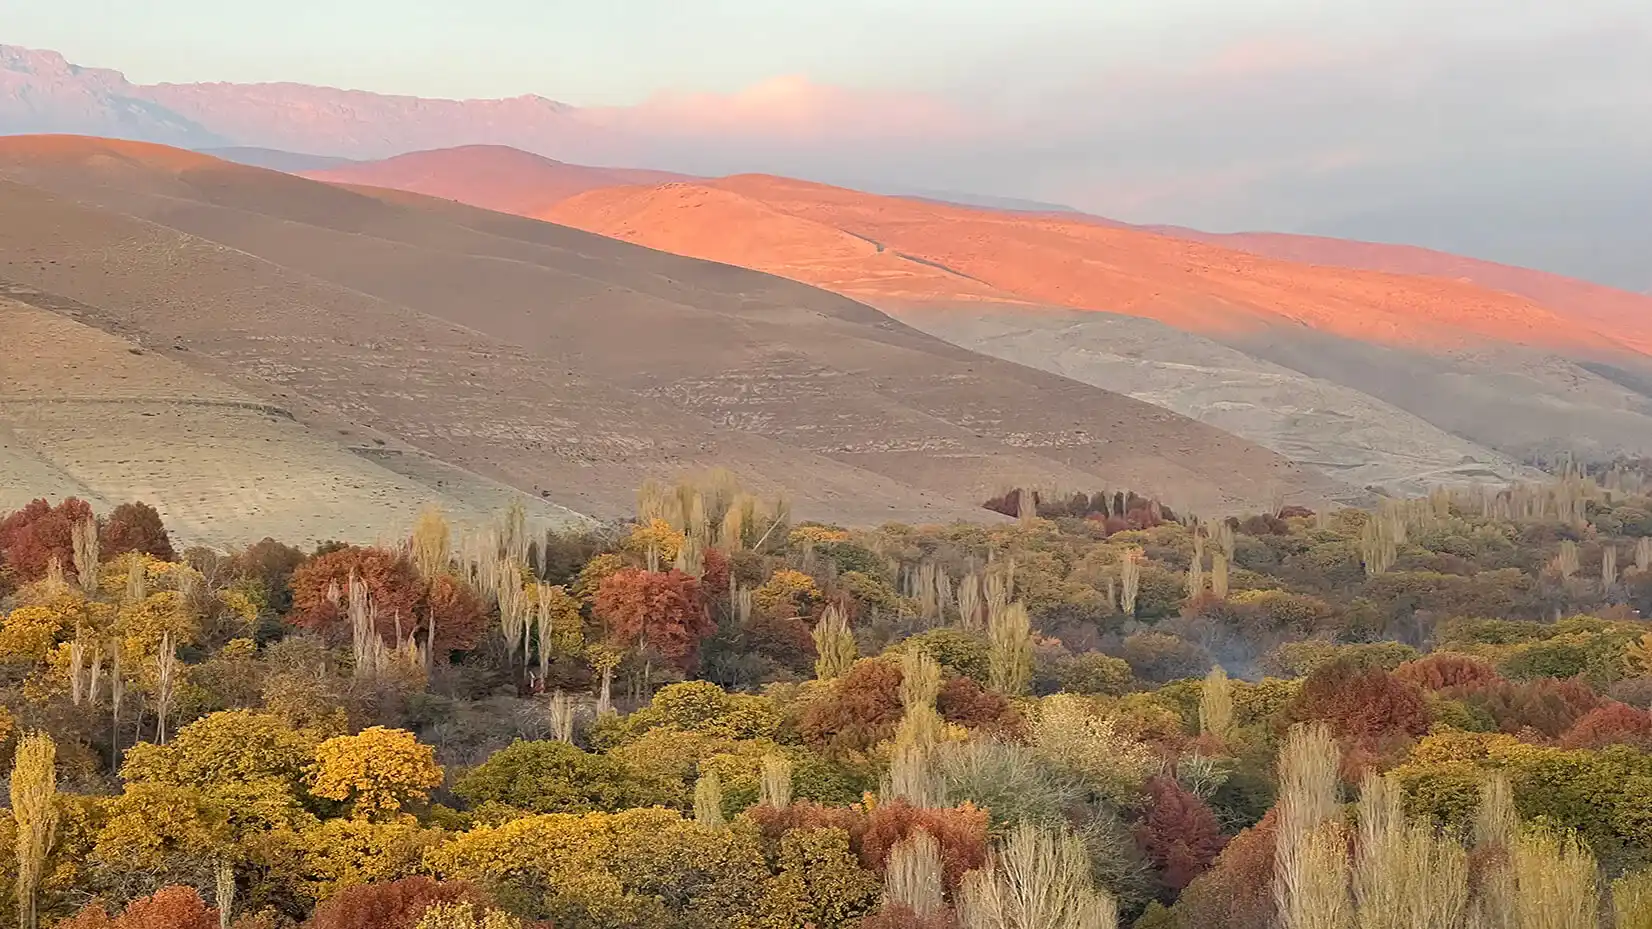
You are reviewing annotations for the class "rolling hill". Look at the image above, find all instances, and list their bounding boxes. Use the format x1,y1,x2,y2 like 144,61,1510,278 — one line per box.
0,288,587,547
0,136,1332,543
521,173,1652,485
299,145,692,217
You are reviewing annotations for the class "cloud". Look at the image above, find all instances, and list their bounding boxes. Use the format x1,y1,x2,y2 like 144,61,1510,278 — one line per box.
588,75,965,142
595,10,1647,287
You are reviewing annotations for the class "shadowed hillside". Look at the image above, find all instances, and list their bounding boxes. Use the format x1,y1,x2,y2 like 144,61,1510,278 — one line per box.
0,136,1334,536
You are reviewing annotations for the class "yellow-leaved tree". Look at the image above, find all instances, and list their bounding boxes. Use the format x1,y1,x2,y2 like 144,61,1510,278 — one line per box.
12,731,58,929
308,727,443,821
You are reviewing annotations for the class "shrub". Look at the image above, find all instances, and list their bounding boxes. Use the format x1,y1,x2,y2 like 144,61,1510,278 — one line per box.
1559,703,1652,751
309,877,488,929
454,740,674,815
1046,652,1134,696
1133,775,1228,893
100,502,176,562
1119,632,1212,684
1393,653,1501,690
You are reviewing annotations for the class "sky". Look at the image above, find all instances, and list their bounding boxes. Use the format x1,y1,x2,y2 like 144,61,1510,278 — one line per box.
2,0,1605,105
4,0,1650,289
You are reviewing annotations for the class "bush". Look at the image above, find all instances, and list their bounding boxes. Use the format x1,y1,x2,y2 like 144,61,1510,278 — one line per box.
100,501,176,562
1119,632,1211,684
898,628,991,685
1046,652,1135,696
454,740,675,815
309,878,488,929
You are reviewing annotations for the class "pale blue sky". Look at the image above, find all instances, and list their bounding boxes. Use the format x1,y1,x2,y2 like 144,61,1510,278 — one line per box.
0,0,1534,104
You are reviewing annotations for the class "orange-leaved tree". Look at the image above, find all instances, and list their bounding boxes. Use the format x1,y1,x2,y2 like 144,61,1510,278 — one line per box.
289,546,485,652
0,497,94,583
593,568,714,672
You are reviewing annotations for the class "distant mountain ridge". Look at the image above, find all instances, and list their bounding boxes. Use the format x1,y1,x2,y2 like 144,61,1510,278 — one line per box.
3,41,1647,293
200,146,356,173
1,44,618,161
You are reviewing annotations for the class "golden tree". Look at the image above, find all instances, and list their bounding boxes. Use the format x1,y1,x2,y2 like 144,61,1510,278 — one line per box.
11,731,59,929
308,727,443,821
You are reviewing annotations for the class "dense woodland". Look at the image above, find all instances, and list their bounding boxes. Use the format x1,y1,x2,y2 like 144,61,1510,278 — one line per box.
4,468,1652,928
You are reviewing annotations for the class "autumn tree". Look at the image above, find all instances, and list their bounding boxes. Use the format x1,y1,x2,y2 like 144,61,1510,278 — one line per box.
1286,659,1430,771
309,727,443,821
0,497,94,583
232,538,307,614
1133,775,1229,894
454,740,671,814
1392,653,1501,691
1558,702,1652,750
593,568,714,672
799,658,1012,757
1170,810,1277,929
308,877,489,929
12,731,58,929
289,546,484,652
122,704,315,819
100,502,176,562
57,885,219,929
752,568,823,620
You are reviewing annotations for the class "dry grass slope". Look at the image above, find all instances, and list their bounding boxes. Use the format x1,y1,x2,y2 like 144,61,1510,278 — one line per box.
0,136,1338,523
0,295,586,547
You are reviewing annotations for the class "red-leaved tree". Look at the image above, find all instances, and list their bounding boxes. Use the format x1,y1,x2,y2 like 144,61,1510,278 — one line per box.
749,799,990,893
58,886,218,929
1287,659,1431,772
1558,702,1652,751
288,546,486,652
1133,775,1229,894
0,497,94,582
799,659,1016,756
1168,808,1277,929
99,501,176,562
1393,653,1502,691
308,877,489,929
1445,676,1603,739
593,568,715,672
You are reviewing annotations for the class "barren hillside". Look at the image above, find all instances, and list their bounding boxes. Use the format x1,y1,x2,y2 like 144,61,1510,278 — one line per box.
301,145,691,216
531,173,1652,475
0,292,587,547
0,136,1334,532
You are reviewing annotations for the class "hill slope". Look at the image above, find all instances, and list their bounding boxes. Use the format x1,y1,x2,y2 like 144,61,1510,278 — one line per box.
0,136,1331,531
300,145,691,216
0,290,586,547
532,174,1652,476
1130,225,1652,356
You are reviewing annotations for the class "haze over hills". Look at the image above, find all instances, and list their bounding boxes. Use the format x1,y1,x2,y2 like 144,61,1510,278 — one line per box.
0,135,1332,542
3,41,1647,294
300,146,693,218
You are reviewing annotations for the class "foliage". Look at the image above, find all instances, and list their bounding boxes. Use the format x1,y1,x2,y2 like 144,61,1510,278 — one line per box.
454,740,671,815
99,503,177,563
753,568,823,620
308,727,443,821
593,569,714,671
58,885,219,929
307,877,488,929
1132,774,1227,893
0,497,94,583
11,479,1652,925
